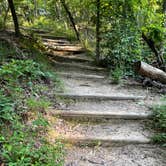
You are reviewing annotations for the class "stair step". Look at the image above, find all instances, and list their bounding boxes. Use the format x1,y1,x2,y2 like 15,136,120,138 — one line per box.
52,60,107,72
46,44,86,53
49,120,152,147
58,72,105,80
38,33,69,40
56,93,145,101
63,100,152,119
65,145,165,166
62,136,151,146
51,110,152,120
62,77,148,97
47,53,93,63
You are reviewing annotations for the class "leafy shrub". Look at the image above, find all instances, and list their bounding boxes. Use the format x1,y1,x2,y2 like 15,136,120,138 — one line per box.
27,97,51,113
152,102,166,145
0,92,14,124
153,104,166,132
0,60,50,84
1,126,64,166
110,67,123,84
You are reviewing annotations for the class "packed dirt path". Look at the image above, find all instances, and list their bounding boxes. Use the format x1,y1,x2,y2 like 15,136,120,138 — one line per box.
40,34,166,166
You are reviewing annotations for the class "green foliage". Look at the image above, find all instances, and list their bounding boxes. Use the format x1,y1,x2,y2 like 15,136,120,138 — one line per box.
152,102,166,145
110,67,123,84
152,133,166,145
0,59,65,165
32,115,49,127
0,41,17,62
153,104,166,131
0,92,14,124
0,60,50,84
100,0,165,79
27,97,51,113
23,16,76,40
1,125,64,166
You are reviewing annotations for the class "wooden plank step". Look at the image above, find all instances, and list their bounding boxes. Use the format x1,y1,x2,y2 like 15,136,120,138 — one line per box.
57,72,105,80
61,136,151,147
49,120,152,147
51,109,152,120
46,45,86,53
56,93,145,101
47,53,93,63
52,61,107,72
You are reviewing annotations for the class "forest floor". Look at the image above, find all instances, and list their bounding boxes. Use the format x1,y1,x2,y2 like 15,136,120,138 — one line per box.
39,33,166,166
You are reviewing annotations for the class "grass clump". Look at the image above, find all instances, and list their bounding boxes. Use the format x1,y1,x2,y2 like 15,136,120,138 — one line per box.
1,124,64,166
152,101,166,146
109,67,123,84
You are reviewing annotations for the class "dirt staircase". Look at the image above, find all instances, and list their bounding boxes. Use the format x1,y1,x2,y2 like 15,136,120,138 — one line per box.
41,35,166,166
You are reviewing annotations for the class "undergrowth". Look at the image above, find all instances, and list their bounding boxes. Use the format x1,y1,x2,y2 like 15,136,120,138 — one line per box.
23,17,76,41
152,98,166,146
0,40,65,165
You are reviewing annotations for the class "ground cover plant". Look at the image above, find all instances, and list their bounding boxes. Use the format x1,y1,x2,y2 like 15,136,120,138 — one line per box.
0,40,65,165
152,98,166,146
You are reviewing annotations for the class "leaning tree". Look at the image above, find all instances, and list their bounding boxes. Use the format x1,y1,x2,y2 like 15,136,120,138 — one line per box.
7,0,20,37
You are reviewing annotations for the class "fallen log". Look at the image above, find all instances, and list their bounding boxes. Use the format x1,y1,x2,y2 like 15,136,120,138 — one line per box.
134,61,166,84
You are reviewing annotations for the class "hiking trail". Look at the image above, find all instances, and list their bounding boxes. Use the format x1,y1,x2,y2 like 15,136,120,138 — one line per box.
40,33,165,166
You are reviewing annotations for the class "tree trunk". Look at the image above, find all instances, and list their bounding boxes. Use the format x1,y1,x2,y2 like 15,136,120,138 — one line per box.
34,0,38,17
161,0,166,71
96,0,100,64
142,32,164,68
7,0,20,37
134,61,166,84
3,3,9,30
163,0,166,27
60,0,80,41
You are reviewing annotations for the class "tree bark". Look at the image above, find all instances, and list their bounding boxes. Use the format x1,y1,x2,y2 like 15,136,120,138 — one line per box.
163,0,166,27
34,0,38,17
7,0,20,37
142,32,164,68
60,0,80,41
3,3,9,30
134,61,166,84
96,0,100,64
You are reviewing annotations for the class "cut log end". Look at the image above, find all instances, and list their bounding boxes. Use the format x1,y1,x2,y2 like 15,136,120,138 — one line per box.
134,61,166,84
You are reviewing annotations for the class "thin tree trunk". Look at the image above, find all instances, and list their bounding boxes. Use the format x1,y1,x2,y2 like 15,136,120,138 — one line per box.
163,0,166,27
34,0,38,17
96,0,100,64
60,0,80,41
54,2,60,19
7,0,20,37
158,0,166,71
154,0,166,71
3,4,9,30
142,32,165,69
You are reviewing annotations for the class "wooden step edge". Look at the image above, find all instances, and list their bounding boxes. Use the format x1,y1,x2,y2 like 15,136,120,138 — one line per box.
57,72,105,80
56,93,146,101
38,34,68,40
46,45,86,53
52,60,107,72
58,136,151,147
46,53,93,63
50,110,152,120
